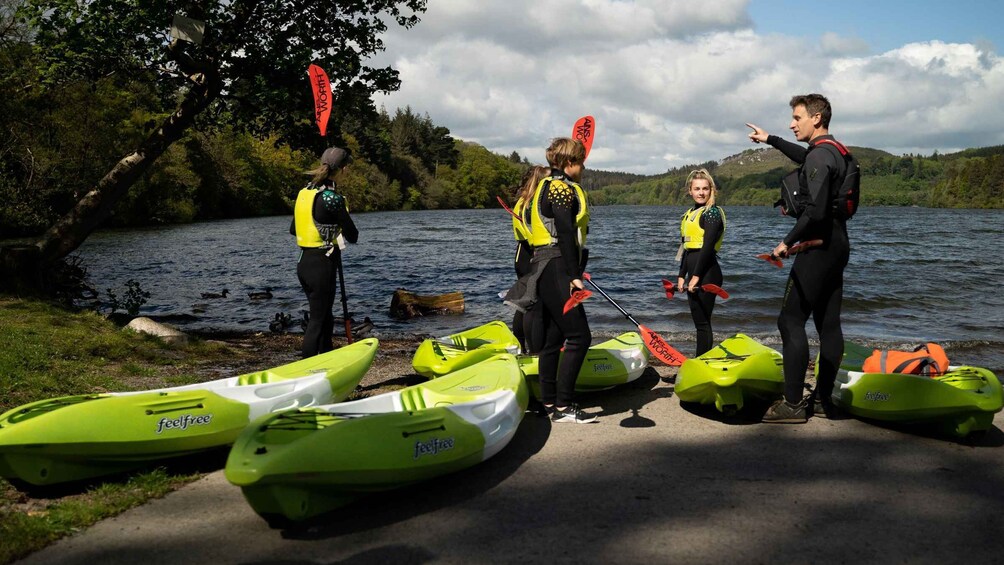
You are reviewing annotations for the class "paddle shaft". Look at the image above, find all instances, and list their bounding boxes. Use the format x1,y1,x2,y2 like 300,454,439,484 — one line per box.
336,254,353,343
585,277,642,327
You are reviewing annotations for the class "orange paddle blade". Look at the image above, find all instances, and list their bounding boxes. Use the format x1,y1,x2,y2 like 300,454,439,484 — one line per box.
756,253,783,268
638,324,687,366
563,289,592,314
701,283,729,300
572,115,595,160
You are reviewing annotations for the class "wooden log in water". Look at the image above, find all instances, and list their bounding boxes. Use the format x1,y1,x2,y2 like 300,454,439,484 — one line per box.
390,289,465,319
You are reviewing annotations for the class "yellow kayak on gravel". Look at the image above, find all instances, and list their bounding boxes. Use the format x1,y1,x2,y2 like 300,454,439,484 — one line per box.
675,334,783,414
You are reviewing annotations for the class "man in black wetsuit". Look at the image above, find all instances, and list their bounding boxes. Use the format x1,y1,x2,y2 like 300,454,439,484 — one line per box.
747,93,850,423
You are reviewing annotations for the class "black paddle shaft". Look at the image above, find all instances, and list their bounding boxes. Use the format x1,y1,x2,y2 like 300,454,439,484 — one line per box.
584,277,642,328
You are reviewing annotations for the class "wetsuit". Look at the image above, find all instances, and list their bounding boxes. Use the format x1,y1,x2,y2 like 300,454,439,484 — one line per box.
290,181,359,358
527,170,591,408
512,238,533,352
767,134,850,403
678,205,724,356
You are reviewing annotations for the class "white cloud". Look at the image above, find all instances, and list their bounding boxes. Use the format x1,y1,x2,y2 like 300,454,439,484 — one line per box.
369,2,1004,174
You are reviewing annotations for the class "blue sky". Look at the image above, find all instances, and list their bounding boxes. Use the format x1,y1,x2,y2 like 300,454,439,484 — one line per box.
371,0,1004,174
749,0,1003,54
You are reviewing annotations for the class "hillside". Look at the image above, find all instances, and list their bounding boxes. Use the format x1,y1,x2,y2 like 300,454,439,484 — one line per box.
589,144,1004,209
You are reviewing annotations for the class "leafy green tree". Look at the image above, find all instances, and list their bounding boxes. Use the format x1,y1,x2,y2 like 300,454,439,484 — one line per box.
18,0,426,268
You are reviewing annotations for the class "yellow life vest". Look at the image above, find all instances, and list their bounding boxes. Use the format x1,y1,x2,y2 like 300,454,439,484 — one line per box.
512,196,531,242
680,206,726,251
528,175,589,250
294,187,344,248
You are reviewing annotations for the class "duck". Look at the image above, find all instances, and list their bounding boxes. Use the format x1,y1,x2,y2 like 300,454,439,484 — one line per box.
353,316,375,337
269,312,294,333
248,288,273,300
200,289,229,299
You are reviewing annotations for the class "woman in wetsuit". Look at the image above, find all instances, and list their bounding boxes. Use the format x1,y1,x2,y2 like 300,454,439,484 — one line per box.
677,168,726,357
524,138,595,424
510,165,550,353
290,147,359,358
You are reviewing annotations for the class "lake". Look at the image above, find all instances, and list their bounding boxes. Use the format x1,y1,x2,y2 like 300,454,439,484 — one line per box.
74,206,1004,372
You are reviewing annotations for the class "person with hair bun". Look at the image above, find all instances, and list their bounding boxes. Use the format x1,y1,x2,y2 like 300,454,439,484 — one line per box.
677,168,726,357
290,146,359,358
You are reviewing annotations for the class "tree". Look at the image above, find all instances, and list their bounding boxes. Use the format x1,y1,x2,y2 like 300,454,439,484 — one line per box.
17,0,426,270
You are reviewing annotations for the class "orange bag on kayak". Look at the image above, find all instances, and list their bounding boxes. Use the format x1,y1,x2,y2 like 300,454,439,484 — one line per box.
862,343,949,376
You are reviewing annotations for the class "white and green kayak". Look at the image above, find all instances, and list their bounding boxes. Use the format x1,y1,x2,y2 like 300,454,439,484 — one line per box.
832,341,1003,438
518,333,649,400
412,321,648,399
225,354,528,525
411,320,520,378
675,334,784,413
0,339,378,486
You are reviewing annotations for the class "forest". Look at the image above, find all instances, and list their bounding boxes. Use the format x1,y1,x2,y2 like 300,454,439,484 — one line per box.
2,0,1002,246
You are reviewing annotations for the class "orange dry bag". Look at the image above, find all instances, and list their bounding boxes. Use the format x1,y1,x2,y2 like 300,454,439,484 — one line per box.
861,343,949,376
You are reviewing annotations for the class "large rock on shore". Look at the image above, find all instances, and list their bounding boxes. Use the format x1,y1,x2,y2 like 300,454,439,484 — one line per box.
125,317,189,347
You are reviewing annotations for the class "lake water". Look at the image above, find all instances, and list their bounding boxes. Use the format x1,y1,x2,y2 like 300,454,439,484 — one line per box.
74,206,1004,373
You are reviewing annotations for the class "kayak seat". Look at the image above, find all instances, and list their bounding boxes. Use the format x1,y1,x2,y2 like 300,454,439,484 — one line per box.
399,386,455,411
238,370,279,386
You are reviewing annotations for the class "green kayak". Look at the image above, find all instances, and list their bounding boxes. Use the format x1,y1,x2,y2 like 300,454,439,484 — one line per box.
0,339,378,486
675,334,783,413
411,320,520,378
519,332,650,400
225,353,528,525
832,341,1003,438
412,321,649,399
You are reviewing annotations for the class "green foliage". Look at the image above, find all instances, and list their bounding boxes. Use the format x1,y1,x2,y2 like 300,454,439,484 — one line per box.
105,279,151,316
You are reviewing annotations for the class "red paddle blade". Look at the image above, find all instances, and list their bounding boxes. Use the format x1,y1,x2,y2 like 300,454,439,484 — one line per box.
661,278,676,299
638,324,687,366
700,283,729,300
790,239,824,254
572,115,595,160
756,253,783,268
563,289,592,314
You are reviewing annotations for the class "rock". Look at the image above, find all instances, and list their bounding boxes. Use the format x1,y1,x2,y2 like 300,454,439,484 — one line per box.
390,289,464,319
125,317,189,347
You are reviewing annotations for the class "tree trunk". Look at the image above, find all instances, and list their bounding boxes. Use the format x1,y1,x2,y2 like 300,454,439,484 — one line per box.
34,41,222,267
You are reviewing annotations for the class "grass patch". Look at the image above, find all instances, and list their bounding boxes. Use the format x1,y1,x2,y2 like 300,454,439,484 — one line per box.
0,468,198,563
0,298,262,563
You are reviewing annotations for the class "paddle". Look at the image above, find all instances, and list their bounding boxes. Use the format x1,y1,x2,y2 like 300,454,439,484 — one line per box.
335,254,353,343
582,273,687,366
756,239,824,267
573,115,595,161
496,195,526,225
660,279,729,300
562,288,592,314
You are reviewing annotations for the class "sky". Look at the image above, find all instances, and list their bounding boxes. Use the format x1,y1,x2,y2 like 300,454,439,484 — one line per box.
368,0,1004,174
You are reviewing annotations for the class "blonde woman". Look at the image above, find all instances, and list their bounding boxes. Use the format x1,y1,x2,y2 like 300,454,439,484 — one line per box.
510,165,550,352
677,168,726,356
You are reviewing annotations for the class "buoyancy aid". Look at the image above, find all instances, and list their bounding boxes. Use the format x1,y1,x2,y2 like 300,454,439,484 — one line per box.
680,205,726,251
512,196,531,242
294,186,343,249
862,343,950,377
527,175,589,250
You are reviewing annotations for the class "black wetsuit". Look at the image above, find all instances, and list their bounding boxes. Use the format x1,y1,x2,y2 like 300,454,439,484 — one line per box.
527,171,591,408
767,134,850,403
678,205,724,356
290,182,359,358
511,239,533,352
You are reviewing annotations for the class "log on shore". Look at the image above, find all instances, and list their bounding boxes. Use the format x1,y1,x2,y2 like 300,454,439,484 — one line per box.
390,289,464,319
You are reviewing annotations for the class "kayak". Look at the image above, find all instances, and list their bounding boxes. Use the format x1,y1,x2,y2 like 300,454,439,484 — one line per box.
0,339,378,486
675,334,783,413
519,332,649,400
225,354,527,525
832,341,1003,438
412,320,520,378
412,322,648,399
